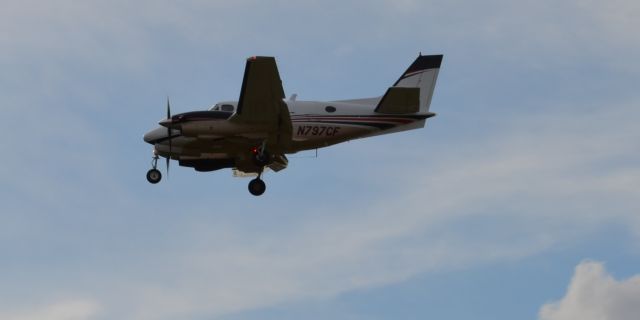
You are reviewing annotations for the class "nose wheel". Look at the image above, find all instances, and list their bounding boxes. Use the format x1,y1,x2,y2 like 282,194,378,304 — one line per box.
248,177,266,196
146,154,162,184
147,169,162,184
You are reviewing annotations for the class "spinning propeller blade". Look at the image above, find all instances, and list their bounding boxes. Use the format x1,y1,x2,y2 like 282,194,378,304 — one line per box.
166,155,170,176
166,97,171,119
166,97,172,176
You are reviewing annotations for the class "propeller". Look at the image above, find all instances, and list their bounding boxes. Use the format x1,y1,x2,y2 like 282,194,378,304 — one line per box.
166,97,172,176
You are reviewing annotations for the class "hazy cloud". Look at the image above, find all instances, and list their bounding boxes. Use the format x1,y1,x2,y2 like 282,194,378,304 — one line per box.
0,299,100,320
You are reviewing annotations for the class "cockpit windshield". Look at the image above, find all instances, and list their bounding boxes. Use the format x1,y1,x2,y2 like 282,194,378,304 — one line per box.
210,103,235,112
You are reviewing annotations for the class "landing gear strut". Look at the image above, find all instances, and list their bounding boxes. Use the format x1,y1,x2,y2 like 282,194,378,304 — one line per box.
248,142,269,196
253,151,271,166
147,154,162,184
252,140,272,167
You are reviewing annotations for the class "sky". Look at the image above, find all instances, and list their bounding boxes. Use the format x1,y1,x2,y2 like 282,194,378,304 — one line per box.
1,0,639,319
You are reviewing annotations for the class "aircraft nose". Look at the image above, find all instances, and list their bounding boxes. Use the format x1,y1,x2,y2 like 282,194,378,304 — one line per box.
143,127,167,144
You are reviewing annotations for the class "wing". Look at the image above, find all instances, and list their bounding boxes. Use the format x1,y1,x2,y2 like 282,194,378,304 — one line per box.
230,56,292,151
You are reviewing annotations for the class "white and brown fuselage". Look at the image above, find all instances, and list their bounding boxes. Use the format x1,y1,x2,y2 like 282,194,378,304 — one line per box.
143,54,442,175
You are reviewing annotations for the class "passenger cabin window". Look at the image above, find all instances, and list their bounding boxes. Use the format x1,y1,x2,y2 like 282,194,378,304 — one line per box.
325,106,336,113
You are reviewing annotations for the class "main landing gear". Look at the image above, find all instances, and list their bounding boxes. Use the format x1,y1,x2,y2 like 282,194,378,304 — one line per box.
146,154,162,184
248,142,270,196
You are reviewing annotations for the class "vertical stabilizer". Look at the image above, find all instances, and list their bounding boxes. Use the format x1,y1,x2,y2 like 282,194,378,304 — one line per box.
390,54,442,114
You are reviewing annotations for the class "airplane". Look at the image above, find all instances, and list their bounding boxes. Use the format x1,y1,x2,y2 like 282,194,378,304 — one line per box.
143,54,443,196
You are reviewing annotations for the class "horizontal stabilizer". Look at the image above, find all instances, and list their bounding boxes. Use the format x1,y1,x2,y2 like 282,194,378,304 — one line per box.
374,87,420,114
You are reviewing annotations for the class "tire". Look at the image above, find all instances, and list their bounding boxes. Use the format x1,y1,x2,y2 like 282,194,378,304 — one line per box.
146,169,162,184
248,178,266,196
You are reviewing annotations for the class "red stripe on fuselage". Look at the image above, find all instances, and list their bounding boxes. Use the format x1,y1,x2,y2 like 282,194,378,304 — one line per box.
290,115,416,124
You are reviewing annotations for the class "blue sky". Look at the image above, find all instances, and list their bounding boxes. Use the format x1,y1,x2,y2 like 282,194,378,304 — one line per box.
1,1,639,319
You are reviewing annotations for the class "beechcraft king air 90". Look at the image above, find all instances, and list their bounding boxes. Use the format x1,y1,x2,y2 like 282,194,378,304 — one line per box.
143,54,443,196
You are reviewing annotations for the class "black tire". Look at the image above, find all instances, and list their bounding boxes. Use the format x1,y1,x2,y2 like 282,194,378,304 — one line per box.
146,169,162,184
248,178,266,196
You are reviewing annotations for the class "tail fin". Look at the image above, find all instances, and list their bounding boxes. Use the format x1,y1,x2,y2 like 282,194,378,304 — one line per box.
375,54,443,114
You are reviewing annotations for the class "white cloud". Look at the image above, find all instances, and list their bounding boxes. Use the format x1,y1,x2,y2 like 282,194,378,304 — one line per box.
539,261,640,320
0,299,100,320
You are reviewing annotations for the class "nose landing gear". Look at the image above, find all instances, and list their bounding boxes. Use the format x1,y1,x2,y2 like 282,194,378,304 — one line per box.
146,154,162,184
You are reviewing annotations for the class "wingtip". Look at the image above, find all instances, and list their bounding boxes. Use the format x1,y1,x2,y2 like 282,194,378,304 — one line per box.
246,56,277,62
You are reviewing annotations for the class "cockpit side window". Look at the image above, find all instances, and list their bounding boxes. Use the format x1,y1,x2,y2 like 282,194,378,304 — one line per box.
210,103,235,112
